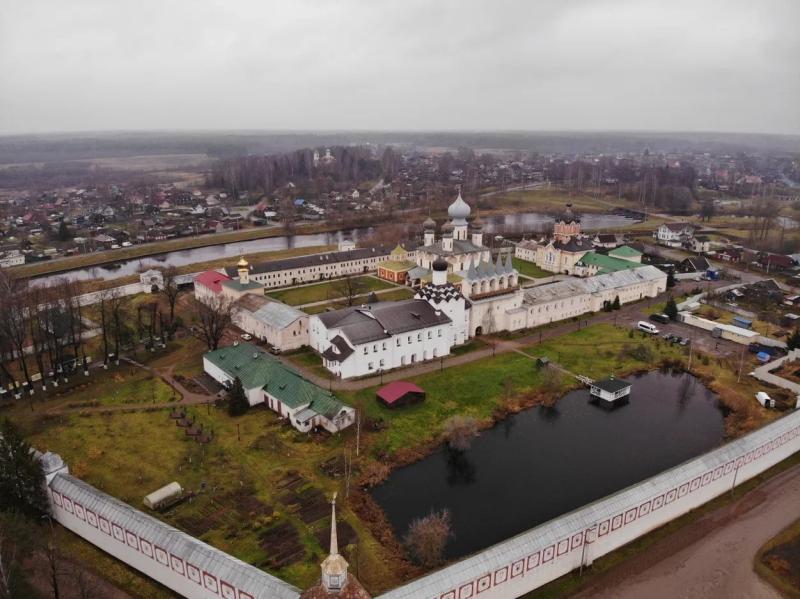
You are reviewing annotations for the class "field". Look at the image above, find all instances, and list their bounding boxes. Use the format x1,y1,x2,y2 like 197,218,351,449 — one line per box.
489,189,628,214
1,320,776,595
513,257,552,279
266,276,399,306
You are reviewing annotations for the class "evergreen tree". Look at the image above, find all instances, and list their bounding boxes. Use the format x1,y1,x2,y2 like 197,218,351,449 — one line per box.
787,329,800,351
57,219,70,242
0,419,49,519
612,295,621,310
227,377,249,417
666,269,676,288
664,297,679,320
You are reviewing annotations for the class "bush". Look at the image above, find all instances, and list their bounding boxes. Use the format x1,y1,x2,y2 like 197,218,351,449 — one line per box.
404,509,452,567
227,377,249,417
443,415,479,451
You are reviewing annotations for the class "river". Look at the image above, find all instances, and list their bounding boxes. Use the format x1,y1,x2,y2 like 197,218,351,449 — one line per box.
34,211,640,286
370,370,725,560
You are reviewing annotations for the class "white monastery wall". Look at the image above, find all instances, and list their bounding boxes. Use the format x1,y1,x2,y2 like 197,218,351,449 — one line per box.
377,410,800,599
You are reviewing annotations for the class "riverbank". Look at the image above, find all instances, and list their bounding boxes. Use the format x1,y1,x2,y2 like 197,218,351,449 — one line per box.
8,222,342,279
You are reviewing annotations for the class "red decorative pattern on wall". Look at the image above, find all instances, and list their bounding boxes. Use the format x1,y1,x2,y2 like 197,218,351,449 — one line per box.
86,509,98,528
203,571,219,594
392,422,800,599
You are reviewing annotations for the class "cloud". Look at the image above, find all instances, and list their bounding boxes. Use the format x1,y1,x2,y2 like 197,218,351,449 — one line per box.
0,0,797,134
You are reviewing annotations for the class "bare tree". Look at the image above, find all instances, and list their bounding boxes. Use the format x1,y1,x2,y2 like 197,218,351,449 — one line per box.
0,273,34,395
331,274,367,307
100,289,130,365
158,266,182,328
404,509,452,567
192,296,233,351
443,415,479,451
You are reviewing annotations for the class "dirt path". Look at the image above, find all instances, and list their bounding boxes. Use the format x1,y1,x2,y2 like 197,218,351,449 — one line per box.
573,462,800,599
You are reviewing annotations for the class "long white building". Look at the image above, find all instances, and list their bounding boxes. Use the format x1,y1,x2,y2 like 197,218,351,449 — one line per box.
521,265,666,328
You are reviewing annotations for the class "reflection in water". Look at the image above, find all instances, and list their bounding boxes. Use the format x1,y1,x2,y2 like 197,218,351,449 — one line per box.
371,371,725,559
33,211,641,287
445,449,477,486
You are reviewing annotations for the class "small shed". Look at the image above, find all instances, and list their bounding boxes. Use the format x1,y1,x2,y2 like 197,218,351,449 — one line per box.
589,376,631,405
733,316,752,329
376,381,425,408
143,482,183,511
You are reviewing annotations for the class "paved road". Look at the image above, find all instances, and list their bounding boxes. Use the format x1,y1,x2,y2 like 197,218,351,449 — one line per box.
574,462,800,599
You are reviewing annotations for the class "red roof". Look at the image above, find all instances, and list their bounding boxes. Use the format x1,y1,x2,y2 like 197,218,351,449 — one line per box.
377,381,424,404
195,270,230,293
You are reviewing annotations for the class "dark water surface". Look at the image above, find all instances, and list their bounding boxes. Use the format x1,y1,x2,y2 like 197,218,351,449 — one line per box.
371,370,725,559
34,211,638,286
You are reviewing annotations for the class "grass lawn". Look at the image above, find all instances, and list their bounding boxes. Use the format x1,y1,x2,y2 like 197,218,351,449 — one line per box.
513,257,552,279
285,347,329,379
492,190,626,214
301,287,415,314
267,276,398,306
341,324,687,455
1,321,774,595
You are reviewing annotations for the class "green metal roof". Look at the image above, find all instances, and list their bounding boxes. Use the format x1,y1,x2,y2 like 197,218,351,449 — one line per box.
204,343,348,418
577,251,641,275
608,245,643,259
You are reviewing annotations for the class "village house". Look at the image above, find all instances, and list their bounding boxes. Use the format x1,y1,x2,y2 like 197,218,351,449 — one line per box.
592,233,621,249
203,343,354,433
688,235,711,254
756,253,796,273
654,222,696,247
678,256,711,274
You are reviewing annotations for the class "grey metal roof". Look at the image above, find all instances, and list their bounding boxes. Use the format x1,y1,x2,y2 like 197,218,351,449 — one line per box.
49,473,300,599
236,295,306,329
591,377,631,393
316,300,451,345
223,243,419,277
523,265,665,306
376,410,800,599
422,239,485,256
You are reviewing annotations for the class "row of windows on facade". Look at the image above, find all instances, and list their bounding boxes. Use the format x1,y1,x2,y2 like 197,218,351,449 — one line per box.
368,348,439,370
362,328,444,354
253,265,369,281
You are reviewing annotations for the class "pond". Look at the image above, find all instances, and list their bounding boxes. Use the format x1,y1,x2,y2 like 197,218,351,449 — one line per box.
370,370,725,560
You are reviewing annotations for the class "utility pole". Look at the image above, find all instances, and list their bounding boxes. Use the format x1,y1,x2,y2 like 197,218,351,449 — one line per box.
737,345,746,383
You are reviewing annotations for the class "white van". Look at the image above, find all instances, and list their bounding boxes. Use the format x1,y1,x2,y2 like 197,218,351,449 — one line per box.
637,321,659,334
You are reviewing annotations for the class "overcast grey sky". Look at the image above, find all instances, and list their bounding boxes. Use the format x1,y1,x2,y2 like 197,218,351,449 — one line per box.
1,0,798,135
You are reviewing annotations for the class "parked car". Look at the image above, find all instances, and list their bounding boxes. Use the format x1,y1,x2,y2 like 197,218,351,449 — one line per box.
241,333,252,341
269,346,281,355
650,313,670,324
